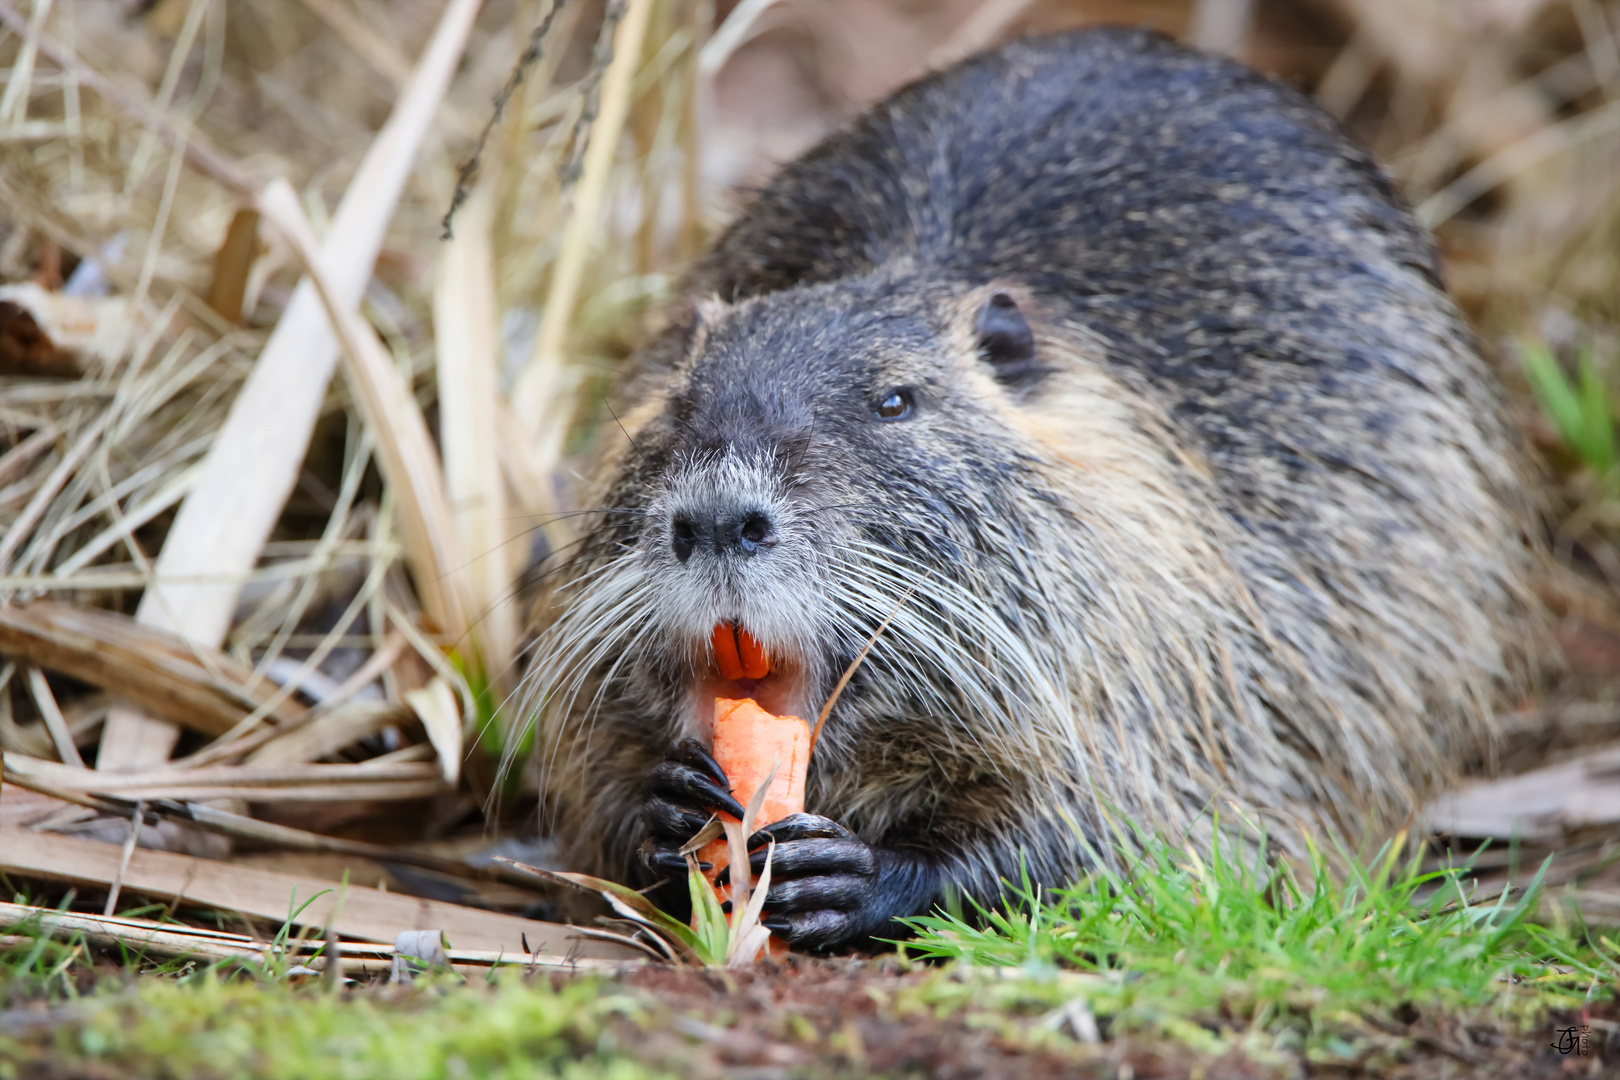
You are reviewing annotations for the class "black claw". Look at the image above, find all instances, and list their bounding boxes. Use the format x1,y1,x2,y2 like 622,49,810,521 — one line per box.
790,910,860,952
748,837,874,879
642,794,713,844
745,812,853,849
762,874,871,914
647,758,746,820
672,738,730,789
757,910,853,951
638,838,709,875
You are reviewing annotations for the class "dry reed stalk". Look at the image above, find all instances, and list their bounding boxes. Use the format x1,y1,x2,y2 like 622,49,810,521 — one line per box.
0,825,640,957
696,0,780,78
0,322,262,595
1188,0,1255,58
0,0,55,126
102,796,143,916
6,753,444,798
97,0,485,772
433,182,519,694
1418,100,1620,229
231,431,377,693
1,770,549,891
512,0,655,478
0,3,254,198
0,394,120,573
23,663,81,767
193,636,411,768
295,0,482,138
240,701,409,768
677,0,710,263
204,207,259,323
0,901,630,971
380,591,477,719
296,0,412,91
403,677,463,785
1327,0,1565,210
0,551,387,597
254,178,471,647
0,425,57,488
0,663,21,753
0,600,305,739
921,0,1041,73
121,0,209,205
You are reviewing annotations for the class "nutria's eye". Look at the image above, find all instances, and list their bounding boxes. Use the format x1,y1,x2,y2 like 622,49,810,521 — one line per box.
875,389,914,421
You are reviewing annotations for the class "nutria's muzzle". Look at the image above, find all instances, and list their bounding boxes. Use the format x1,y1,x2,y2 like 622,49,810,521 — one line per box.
669,504,779,564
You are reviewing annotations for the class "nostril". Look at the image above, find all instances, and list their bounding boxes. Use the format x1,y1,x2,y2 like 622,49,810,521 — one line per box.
671,516,699,563
735,512,779,556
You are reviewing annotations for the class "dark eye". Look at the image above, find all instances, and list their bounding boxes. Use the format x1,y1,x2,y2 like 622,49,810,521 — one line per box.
874,389,913,421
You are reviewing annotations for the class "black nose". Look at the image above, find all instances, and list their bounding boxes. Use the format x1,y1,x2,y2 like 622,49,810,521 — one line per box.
732,512,778,555
670,509,778,563
671,516,700,563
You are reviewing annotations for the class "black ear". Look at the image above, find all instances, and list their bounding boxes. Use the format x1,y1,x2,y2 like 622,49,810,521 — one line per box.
974,292,1046,387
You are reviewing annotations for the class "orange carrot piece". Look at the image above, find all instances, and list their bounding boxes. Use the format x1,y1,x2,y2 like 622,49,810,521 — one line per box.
711,623,744,681
736,626,770,679
697,697,809,955
711,697,807,825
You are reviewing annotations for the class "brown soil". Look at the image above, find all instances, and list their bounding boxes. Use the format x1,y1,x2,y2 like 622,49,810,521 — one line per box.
598,959,1620,1080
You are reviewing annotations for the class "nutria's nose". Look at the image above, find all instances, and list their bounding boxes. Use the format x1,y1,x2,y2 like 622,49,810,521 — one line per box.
730,512,779,555
670,509,778,563
671,516,699,562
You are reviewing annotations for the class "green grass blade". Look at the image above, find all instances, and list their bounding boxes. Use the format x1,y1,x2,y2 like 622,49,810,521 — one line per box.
1578,353,1617,476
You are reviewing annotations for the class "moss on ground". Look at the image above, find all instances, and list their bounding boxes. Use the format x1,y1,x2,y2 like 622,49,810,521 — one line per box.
2,960,1613,1079
2,972,666,1080
4,836,1616,1078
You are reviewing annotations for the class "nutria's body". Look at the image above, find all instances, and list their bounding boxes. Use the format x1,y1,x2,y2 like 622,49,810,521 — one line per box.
527,28,1534,950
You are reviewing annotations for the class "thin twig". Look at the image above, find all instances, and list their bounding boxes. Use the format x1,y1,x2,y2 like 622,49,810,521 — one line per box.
512,0,653,461
25,664,84,768
103,798,145,917
807,582,920,755
559,0,631,186
443,0,571,238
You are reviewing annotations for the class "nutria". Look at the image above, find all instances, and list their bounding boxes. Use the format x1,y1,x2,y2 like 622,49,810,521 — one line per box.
523,26,1535,952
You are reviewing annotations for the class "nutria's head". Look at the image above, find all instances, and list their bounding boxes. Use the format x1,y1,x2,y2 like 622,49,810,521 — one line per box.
530,267,1082,756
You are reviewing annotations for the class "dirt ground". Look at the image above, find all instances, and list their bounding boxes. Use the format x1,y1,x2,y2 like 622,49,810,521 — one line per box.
607,961,1620,1079
4,951,1614,1079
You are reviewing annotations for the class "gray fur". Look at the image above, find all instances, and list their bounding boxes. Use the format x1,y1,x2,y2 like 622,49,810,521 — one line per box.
521,28,1537,904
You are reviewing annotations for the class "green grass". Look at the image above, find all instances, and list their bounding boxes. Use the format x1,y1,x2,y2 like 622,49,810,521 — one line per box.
4,831,1615,1077
2,968,665,1080
1522,340,1617,482
899,829,1616,1041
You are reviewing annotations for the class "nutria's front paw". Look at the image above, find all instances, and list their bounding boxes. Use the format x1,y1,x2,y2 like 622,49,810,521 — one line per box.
721,813,934,952
638,739,746,876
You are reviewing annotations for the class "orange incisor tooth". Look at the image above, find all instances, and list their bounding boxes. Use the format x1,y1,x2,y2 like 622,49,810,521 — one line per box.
711,622,744,681
737,626,770,679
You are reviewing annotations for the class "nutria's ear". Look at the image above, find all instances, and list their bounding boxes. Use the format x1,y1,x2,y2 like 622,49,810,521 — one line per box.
658,296,726,369
974,292,1045,387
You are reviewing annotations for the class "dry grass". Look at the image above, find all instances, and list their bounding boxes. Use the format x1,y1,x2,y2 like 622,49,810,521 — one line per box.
0,0,1617,951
